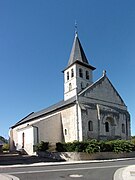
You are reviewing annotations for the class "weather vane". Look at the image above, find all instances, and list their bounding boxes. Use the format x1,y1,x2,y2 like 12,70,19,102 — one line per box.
75,20,78,34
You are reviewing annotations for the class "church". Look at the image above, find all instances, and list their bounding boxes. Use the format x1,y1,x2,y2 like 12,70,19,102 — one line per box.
9,32,131,155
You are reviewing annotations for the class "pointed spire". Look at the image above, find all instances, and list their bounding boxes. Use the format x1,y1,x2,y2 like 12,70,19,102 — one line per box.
68,33,88,66
67,33,96,70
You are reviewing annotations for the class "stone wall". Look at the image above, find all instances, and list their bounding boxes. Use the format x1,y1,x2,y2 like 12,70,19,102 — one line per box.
38,151,135,161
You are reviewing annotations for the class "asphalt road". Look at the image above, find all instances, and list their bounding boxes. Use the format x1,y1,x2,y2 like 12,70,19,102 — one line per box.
0,159,135,180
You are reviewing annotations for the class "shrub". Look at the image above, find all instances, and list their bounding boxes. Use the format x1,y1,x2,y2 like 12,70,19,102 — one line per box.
99,140,134,153
56,139,135,154
56,142,67,152
35,141,49,152
99,141,113,152
56,141,89,152
65,141,88,152
131,136,135,145
2,143,9,151
74,141,89,152
85,139,100,153
64,142,74,152
112,140,134,153
56,140,100,153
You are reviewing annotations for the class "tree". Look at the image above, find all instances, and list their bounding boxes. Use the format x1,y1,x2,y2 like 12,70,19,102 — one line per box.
0,136,8,143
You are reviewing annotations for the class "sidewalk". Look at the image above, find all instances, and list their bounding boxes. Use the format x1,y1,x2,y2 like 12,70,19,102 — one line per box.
0,174,19,180
114,165,135,180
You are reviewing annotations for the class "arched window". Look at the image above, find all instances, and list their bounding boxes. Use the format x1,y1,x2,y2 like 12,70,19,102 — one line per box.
86,71,89,80
67,72,69,81
122,124,125,133
105,122,109,132
64,129,68,135
22,132,25,148
88,121,93,131
69,83,72,91
79,68,83,78
81,82,84,90
71,68,74,78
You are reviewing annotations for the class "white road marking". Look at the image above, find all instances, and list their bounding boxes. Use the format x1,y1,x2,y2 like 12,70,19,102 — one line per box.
4,164,126,175
69,174,83,178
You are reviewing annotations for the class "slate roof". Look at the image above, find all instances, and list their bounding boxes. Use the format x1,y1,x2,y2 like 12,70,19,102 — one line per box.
65,33,96,71
12,74,126,129
11,96,76,128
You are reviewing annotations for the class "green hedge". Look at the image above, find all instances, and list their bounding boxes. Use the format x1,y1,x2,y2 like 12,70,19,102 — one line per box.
56,140,100,153
2,143,9,151
99,140,135,153
34,141,49,152
56,140,135,154
56,141,91,152
34,140,135,153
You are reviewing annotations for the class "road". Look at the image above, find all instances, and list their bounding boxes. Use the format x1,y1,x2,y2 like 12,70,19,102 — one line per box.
0,159,135,180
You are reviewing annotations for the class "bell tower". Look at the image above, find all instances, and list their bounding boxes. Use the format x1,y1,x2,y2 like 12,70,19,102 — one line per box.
63,32,96,101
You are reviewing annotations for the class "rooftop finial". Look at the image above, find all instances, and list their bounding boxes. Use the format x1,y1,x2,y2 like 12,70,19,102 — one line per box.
103,70,106,76
75,20,78,35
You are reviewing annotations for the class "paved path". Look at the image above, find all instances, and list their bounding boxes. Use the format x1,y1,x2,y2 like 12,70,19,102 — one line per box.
114,165,135,180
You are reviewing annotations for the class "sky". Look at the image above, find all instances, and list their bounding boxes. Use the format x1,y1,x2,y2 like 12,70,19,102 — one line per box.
0,0,135,139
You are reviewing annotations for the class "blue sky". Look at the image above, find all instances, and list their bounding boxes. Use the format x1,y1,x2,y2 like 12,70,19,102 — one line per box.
0,0,135,138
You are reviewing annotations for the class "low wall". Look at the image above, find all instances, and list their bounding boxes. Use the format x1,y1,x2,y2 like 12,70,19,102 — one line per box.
37,151,135,161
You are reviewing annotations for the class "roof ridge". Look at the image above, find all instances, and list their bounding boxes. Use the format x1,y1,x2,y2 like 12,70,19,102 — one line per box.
12,112,34,127
11,96,76,128
78,74,105,96
78,74,125,106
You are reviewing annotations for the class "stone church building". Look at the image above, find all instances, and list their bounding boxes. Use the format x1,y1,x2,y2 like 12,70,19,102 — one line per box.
9,32,131,155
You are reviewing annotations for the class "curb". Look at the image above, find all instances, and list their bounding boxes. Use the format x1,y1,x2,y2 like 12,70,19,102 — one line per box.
0,157,135,168
113,167,125,180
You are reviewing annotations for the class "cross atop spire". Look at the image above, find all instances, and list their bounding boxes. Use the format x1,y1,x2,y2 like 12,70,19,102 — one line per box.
67,32,96,71
75,20,78,35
